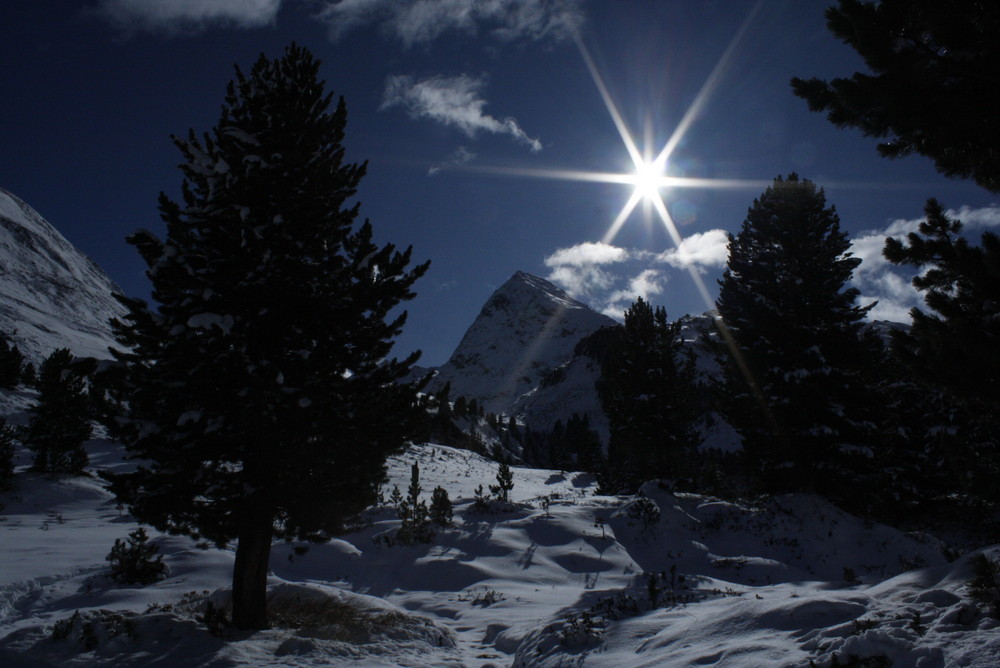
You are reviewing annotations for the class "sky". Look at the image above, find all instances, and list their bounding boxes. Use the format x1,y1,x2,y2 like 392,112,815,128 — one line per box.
1,0,998,366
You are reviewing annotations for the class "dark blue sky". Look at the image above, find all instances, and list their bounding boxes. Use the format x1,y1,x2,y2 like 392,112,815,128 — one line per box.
2,1,997,365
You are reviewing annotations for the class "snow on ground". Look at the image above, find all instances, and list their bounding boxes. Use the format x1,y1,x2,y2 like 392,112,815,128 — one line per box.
1,441,999,667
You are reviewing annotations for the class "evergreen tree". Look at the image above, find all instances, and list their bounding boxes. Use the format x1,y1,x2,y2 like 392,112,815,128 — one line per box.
597,298,699,493
716,174,878,499
882,200,1000,503
883,200,1000,413
105,45,428,629
25,348,91,476
0,418,16,491
490,458,514,503
429,486,453,527
791,0,1000,193
0,331,24,389
396,462,432,544
107,527,167,585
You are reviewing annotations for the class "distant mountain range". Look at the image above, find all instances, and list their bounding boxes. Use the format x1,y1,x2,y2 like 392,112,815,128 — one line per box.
0,187,904,444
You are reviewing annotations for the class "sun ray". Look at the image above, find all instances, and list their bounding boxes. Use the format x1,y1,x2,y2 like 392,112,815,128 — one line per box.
573,33,643,169
655,1,764,166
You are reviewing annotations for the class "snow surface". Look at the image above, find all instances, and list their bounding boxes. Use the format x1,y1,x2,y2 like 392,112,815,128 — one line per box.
2,438,998,667
0,187,126,363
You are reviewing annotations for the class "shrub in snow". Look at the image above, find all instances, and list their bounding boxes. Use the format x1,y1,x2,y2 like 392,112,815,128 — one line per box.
107,527,167,585
25,348,91,476
429,486,453,527
968,552,1000,618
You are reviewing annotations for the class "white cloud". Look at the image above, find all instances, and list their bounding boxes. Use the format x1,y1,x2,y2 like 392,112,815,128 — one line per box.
848,204,1000,323
657,229,729,271
317,0,584,47
544,241,629,268
602,269,666,318
96,0,280,34
382,74,542,151
543,242,671,318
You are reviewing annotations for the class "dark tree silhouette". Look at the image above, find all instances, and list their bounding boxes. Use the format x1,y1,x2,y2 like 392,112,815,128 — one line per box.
598,298,699,493
25,348,91,476
106,44,428,629
791,0,1000,193
716,175,878,498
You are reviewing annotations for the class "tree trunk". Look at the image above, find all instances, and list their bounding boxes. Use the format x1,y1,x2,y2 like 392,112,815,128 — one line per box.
231,513,274,630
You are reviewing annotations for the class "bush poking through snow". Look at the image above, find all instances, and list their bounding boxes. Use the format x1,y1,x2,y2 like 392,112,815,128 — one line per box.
50,610,139,649
968,553,1000,618
107,527,167,585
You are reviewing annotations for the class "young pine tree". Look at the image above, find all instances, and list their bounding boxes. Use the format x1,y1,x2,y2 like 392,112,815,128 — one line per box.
716,174,879,501
0,331,24,389
597,298,700,493
489,458,514,504
0,418,16,491
25,348,91,476
105,44,429,629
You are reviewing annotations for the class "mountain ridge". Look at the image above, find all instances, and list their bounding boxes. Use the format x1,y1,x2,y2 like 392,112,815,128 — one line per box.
0,186,126,363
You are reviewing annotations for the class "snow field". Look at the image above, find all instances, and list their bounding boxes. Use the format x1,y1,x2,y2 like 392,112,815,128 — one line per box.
1,441,998,666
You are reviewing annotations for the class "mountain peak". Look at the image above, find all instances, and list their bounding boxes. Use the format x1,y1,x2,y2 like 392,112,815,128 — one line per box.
0,187,126,362
429,270,616,426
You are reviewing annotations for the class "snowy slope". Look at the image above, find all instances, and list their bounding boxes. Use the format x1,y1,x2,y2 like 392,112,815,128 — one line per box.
1,440,998,667
429,272,616,432
0,187,126,363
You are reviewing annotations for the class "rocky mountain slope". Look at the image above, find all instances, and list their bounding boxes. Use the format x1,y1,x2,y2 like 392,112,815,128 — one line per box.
428,271,617,435
0,187,126,363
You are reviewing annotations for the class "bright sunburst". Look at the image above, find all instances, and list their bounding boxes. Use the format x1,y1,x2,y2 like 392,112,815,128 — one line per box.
454,4,769,308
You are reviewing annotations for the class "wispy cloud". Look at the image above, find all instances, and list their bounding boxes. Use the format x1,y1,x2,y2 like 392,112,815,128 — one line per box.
849,204,1000,322
428,146,477,176
316,0,584,47
96,0,280,34
382,74,542,151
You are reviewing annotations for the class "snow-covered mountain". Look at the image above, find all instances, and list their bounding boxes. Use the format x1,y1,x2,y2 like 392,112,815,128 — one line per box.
428,271,616,434
0,187,126,363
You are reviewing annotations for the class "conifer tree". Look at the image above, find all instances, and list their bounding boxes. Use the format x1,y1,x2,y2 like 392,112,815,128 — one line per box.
883,200,1000,413
791,0,1000,193
0,418,16,491
598,298,699,493
25,348,91,476
105,45,428,629
0,331,24,389
429,486,453,527
882,200,1000,502
490,458,514,503
716,174,878,499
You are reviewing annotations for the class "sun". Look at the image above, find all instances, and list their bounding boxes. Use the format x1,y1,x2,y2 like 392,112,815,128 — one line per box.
631,156,667,202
